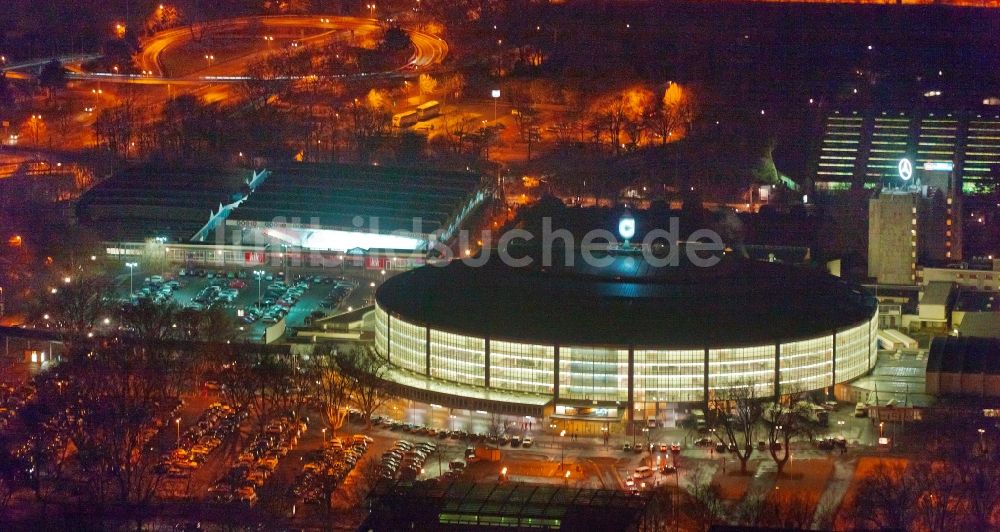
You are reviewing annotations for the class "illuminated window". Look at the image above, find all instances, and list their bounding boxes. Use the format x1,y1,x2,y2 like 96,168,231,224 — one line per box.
490,340,555,394
559,347,628,401
708,344,775,397
390,317,428,374
430,330,485,387
779,336,833,393
634,349,704,403
374,305,390,357
836,319,873,382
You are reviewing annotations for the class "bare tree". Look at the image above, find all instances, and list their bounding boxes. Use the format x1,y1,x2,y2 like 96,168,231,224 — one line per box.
32,272,115,356
763,400,817,475
910,460,965,532
845,461,919,530
339,347,390,428
0,433,26,521
70,342,172,529
311,346,352,437
708,382,763,475
683,466,724,532
656,82,698,145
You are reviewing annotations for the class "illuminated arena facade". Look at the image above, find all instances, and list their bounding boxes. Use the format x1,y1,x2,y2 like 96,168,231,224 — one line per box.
372,248,879,419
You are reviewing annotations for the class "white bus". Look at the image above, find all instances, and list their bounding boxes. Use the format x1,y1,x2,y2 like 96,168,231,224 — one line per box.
392,111,418,128
416,100,440,120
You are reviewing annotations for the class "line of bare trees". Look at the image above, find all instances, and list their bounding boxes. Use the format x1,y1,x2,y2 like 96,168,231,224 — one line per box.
704,382,823,476
840,413,1000,531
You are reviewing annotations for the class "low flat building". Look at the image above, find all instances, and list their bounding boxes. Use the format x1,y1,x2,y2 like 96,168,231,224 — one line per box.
957,312,1000,339
919,260,1000,290
926,336,1000,397
76,166,250,243
918,281,955,329
222,163,489,253
360,481,655,531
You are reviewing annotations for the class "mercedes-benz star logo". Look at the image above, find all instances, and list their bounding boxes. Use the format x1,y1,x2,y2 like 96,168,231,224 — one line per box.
898,158,913,181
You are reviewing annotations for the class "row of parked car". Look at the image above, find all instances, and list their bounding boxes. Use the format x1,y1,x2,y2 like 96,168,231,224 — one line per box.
193,284,239,307
134,277,181,304
210,415,308,506
319,282,354,309
379,439,438,482
156,403,242,480
244,279,311,324
292,434,373,505
372,415,540,449
179,269,250,280
0,382,33,430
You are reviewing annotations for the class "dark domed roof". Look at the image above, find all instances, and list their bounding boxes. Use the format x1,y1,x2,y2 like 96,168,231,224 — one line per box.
376,248,876,348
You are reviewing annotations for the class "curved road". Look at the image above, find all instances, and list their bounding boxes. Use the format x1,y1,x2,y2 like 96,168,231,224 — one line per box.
3,15,446,85
87,15,444,85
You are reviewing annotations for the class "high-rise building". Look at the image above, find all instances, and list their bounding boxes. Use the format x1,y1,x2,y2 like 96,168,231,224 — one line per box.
869,186,960,285
869,191,919,285
815,110,1000,196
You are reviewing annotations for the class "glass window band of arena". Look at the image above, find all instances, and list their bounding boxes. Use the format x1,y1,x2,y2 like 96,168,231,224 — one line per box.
376,304,877,403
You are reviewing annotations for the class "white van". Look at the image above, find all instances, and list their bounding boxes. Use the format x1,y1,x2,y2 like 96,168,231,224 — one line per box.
632,466,653,479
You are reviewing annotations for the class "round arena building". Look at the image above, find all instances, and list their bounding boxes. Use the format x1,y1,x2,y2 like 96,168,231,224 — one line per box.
372,246,878,422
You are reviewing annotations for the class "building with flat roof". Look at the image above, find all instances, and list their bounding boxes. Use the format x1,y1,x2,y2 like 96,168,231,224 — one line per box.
222,163,488,252
76,167,249,242
361,481,655,532
815,110,1000,196
373,245,878,424
918,281,955,329
926,336,1000,397
868,188,960,284
957,313,1000,339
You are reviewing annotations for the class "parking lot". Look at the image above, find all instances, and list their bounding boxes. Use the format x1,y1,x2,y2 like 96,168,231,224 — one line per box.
125,267,370,341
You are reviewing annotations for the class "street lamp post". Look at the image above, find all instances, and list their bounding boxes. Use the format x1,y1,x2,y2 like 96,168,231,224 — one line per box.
492,89,500,124
125,262,138,297
154,236,167,276
253,270,265,307
175,417,181,448
559,429,566,469
30,114,42,146
322,428,327,444
978,428,987,456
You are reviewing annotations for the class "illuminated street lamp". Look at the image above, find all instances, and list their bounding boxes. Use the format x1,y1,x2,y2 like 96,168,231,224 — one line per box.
366,3,376,17
253,270,265,307
322,427,327,443
175,417,181,448
204,54,215,67
491,89,501,125
29,114,43,146
978,428,987,456
559,429,567,468
125,262,138,296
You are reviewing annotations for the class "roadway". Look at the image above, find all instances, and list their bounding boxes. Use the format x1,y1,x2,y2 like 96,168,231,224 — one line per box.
3,16,448,86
